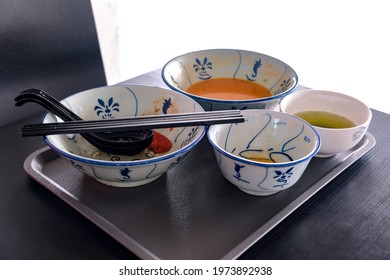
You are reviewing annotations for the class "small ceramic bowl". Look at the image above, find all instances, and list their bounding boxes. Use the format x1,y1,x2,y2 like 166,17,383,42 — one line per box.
280,89,372,158
207,110,320,196
43,85,206,187
162,49,298,111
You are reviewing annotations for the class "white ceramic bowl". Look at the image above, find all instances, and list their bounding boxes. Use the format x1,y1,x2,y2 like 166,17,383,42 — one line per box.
43,85,206,187
280,89,372,158
207,110,320,196
162,49,298,111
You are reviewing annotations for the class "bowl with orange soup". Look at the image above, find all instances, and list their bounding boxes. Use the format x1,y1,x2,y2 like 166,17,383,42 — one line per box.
280,89,372,158
207,110,321,196
162,49,298,111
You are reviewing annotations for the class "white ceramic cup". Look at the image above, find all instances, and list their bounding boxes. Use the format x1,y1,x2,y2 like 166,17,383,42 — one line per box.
280,89,372,158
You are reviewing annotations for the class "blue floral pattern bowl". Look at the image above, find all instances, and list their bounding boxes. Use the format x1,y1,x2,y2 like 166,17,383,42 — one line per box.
162,49,298,111
42,85,206,187
207,110,320,196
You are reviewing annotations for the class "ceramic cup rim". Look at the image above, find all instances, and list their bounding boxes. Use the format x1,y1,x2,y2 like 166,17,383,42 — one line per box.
279,89,372,131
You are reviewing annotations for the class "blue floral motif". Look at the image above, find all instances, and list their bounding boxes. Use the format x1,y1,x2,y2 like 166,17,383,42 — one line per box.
94,97,120,119
246,59,262,81
193,57,212,80
167,156,183,170
274,78,292,95
180,127,199,148
120,168,131,180
232,162,249,183
69,160,84,171
162,97,172,114
273,167,294,188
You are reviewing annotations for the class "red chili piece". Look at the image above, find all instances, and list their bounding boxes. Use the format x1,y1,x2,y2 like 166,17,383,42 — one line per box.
148,131,173,153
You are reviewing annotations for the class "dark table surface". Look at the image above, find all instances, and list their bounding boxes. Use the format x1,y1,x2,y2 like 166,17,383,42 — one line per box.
1,70,390,260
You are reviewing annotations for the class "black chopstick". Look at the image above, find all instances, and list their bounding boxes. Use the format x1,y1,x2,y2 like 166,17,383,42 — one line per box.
22,115,244,136
24,110,241,128
21,110,245,136
23,110,243,130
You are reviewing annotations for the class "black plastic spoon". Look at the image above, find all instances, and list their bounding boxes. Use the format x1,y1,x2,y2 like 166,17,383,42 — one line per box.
15,88,154,155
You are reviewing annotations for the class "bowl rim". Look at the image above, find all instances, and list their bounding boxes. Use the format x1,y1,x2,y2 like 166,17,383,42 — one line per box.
207,109,321,167
279,89,373,130
161,48,299,104
42,85,207,166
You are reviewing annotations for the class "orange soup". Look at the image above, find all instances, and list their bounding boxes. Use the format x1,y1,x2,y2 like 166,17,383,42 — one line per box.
247,157,275,163
186,78,272,100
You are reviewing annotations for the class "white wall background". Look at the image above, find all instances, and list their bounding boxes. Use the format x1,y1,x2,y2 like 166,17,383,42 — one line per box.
91,0,390,114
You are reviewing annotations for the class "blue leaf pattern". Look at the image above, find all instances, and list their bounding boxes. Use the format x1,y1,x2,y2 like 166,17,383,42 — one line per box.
94,97,120,119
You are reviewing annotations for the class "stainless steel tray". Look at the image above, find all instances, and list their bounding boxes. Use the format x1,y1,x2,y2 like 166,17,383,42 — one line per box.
24,132,376,259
